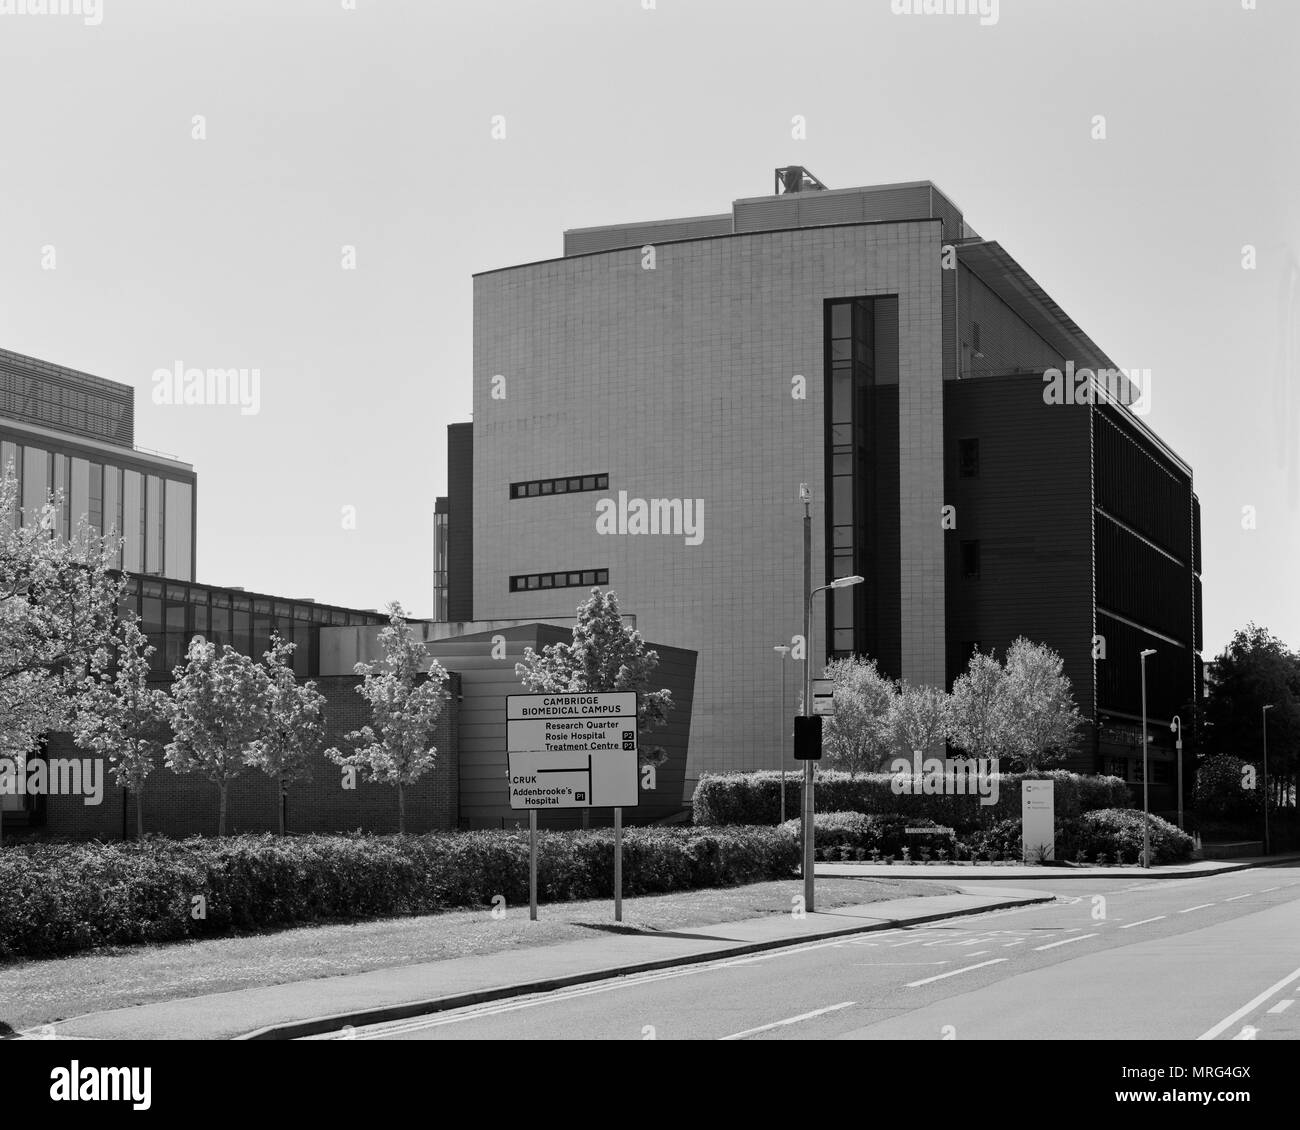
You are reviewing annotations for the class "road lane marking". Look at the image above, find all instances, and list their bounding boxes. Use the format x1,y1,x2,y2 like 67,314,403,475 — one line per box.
1034,933,1099,951
1180,903,1214,913
720,1001,855,1041
1259,886,1280,893
1002,939,1026,946
1199,965,1300,1040
1224,893,1254,901
1119,916,1166,929
906,959,1007,987
1267,999,1294,1014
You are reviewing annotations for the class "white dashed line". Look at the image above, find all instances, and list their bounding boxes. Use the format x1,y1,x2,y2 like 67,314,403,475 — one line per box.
1267,999,1294,1014
720,1001,856,1041
1224,893,1254,902
1200,965,1300,1040
906,959,1007,987
1180,903,1214,913
1119,915,1166,929
1035,933,1099,951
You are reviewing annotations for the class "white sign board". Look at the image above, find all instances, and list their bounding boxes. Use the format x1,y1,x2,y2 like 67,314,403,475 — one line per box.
1021,780,1055,862
506,692,638,810
811,678,835,716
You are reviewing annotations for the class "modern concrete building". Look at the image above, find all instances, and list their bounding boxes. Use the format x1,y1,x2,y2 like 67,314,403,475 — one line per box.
1,347,197,580
445,169,1204,816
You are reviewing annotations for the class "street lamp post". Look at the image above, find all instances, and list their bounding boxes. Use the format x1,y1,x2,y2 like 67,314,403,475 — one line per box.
773,645,791,823
1140,649,1157,869
798,483,864,914
1169,715,1183,830
1262,704,1275,855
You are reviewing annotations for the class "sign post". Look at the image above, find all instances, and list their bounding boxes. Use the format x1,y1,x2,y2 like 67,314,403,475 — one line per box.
1021,780,1055,862
528,809,538,921
506,692,639,920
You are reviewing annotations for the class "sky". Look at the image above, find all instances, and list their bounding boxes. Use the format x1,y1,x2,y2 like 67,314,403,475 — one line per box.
0,0,1296,657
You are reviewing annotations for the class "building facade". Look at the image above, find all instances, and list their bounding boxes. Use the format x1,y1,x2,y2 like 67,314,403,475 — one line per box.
0,347,196,581
450,171,1204,815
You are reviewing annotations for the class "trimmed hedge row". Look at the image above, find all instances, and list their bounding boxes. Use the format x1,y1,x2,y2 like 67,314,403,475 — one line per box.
0,827,800,961
693,769,1131,830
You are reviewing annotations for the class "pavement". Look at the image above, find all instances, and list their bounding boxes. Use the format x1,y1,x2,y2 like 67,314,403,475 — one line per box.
26,854,1300,1041
31,885,1050,1041
815,852,1300,881
328,862,1300,1042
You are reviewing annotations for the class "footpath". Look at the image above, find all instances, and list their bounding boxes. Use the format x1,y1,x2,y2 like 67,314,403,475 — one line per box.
35,885,1046,1041
32,854,1297,1040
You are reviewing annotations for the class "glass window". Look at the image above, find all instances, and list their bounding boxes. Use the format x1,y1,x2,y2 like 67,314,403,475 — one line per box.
581,477,595,491
164,480,193,580
553,479,568,494
122,470,143,572
581,571,596,585
595,475,608,489
192,598,209,634
567,572,581,585
958,438,980,479
103,467,122,568
21,445,47,521
961,540,981,579
526,483,540,497
145,475,162,574
540,574,553,587
141,597,163,636
568,478,581,491
540,481,553,495
596,570,608,584
526,575,539,589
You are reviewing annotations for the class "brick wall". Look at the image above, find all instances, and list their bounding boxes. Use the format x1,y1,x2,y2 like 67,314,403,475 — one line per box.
33,673,460,839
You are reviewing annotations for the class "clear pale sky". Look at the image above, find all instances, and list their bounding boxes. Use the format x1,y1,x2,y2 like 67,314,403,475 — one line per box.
1,0,1295,658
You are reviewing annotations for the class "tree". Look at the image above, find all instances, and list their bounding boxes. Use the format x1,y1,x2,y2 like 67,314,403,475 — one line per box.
245,634,327,835
165,636,272,836
515,588,673,766
0,467,124,819
889,681,950,758
1003,637,1083,770
71,614,170,837
821,656,895,775
948,649,1014,761
326,603,449,834
1205,624,1299,812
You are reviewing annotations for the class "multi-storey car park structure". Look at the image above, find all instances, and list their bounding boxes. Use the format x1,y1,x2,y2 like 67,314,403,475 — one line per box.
439,168,1204,818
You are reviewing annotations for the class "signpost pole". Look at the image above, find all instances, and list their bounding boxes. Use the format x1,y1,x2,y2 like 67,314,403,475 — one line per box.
614,806,623,922
802,490,814,914
529,808,538,921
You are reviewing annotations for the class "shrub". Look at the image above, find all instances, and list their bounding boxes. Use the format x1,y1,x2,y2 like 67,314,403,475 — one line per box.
1077,809,1194,865
0,826,800,961
694,769,1130,831
778,811,873,851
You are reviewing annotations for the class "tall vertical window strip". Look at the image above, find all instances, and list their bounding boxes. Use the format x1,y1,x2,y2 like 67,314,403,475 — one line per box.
825,298,875,659
87,462,102,537
123,470,143,572
146,475,162,574
104,466,122,568
1,441,16,528
164,479,192,580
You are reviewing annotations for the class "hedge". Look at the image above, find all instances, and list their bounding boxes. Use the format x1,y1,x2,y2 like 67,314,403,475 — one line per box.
0,827,800,961
694,769,1131,831
1077,809,1195,865
778,812,949,855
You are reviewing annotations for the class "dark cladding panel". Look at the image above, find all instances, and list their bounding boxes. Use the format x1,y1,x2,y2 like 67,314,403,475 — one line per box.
447,422,474,622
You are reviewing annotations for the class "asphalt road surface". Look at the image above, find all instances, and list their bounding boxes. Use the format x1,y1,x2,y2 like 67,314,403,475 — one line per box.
321,863,1300,1041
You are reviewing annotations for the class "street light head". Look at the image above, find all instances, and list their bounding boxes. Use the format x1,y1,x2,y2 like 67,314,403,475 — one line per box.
1263,703,1275,711
1140,649,1157,659
830,575,864,589
799,483,811,503
773,645,790,656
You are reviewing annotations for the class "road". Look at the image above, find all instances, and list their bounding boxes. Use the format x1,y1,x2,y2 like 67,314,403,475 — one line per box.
318,863,1300,1041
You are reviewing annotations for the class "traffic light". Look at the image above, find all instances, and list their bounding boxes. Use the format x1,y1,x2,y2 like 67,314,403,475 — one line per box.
793,715,822,761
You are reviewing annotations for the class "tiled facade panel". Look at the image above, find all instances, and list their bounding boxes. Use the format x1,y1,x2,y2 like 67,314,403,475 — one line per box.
472,222,947,799
957,264,1064,379
32,676,460,838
